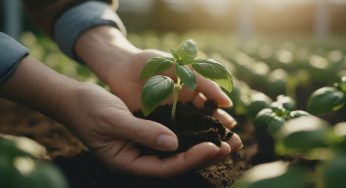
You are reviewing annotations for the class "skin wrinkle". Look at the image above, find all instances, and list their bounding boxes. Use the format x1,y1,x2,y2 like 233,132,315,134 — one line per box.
111,145,134,171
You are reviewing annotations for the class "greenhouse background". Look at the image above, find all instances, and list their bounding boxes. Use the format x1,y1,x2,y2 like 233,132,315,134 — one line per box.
2,0,346,40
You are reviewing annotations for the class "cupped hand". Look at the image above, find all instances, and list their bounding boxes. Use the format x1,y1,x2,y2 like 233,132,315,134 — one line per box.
68,83,236,177
74,27,243,175
106,49,238,129
76,26,238,130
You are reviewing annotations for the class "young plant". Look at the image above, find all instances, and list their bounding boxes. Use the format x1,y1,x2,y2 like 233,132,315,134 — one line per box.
307,76,346,114
140,39,233,120
254,95,307,135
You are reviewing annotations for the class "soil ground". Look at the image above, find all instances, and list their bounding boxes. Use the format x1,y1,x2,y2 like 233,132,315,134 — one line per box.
0,98,257,188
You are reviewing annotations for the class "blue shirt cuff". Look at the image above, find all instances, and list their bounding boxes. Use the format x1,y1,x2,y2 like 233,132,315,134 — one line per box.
53,1,126,62
0,32,29,84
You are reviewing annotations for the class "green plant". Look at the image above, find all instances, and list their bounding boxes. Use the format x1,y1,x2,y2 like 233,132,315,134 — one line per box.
233,161,309,188
254,95,307,135
307,76,346,114
237,117,346,188
273,117,346,188
0,134,68,188
275,116,332,155
140,39,233,119
246,92,272,119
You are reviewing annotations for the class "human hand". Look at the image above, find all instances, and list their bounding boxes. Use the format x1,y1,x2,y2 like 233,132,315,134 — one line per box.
66,83,234,177
107,49,238,126
0,56,234,177
76,26,238,129
75,26,242,156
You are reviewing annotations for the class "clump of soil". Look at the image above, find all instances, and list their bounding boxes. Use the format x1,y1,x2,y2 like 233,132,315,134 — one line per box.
133,101,234,157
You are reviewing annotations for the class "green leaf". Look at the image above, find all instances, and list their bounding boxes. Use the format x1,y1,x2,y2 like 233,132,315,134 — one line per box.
289,110,309,119
171,49,180,60
177,39,197,63
192,59,233,92
254,108,285,135
276,95,296,111
339,76,346,92
268,69,288,96
247,93,272,119
322,153,346,188
0,135,68,188
233,161,308,188
141,76,174,116
307,87,345,114
276,116,330,155
333,123,346,151
176,65,196,90
140,57,174,80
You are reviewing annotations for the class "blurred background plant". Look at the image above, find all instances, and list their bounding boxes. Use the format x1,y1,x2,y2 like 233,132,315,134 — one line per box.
0,134,69,188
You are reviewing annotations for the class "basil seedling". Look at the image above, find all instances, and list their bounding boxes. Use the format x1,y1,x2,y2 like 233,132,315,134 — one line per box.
140,39,233,120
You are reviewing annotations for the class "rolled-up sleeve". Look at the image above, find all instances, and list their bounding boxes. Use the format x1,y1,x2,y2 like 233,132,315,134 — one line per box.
0,32,29,84
53,1,126,60
22,0,124,61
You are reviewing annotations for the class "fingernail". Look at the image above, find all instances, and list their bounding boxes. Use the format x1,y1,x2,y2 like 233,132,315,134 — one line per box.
157,134,178,151
227,99,233,107
226,115,237,128
229,133,243,151
221,95,233,108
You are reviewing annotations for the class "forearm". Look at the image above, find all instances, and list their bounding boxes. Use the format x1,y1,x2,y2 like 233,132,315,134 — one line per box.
0,56,78,125
75,26,140,82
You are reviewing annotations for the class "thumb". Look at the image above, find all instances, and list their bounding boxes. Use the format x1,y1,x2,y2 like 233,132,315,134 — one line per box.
116,116,178,151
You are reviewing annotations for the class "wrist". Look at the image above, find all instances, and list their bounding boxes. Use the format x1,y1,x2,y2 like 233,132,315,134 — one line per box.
75,26,142,82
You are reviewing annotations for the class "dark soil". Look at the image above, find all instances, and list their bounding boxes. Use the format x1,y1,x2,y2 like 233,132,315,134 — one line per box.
133,101,234,157
0,98,257,188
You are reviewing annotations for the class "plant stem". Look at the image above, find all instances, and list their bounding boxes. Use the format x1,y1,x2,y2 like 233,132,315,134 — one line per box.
171,77,181,121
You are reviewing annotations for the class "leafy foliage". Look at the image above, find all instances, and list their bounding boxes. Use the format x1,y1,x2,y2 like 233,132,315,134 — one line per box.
0,135,68,188
275,116,331,154
307,87,345,114
234,161,308,188
140,57,174,80
254,95,308,135
140,39,233,118
307,76,346,114
192,59,233,92
141,76,174,116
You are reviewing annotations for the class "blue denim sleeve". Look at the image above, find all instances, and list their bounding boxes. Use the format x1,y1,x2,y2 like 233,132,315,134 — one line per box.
0,32,29,84
54,1,126,62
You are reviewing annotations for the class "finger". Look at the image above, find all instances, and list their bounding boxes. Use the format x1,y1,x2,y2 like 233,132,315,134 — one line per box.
202,142,231,167
226,133,243,152
112,115,178,152
128,142,221,177
196,74,232,108
213,109,237,129
192,92,207,108
192,93,237,129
